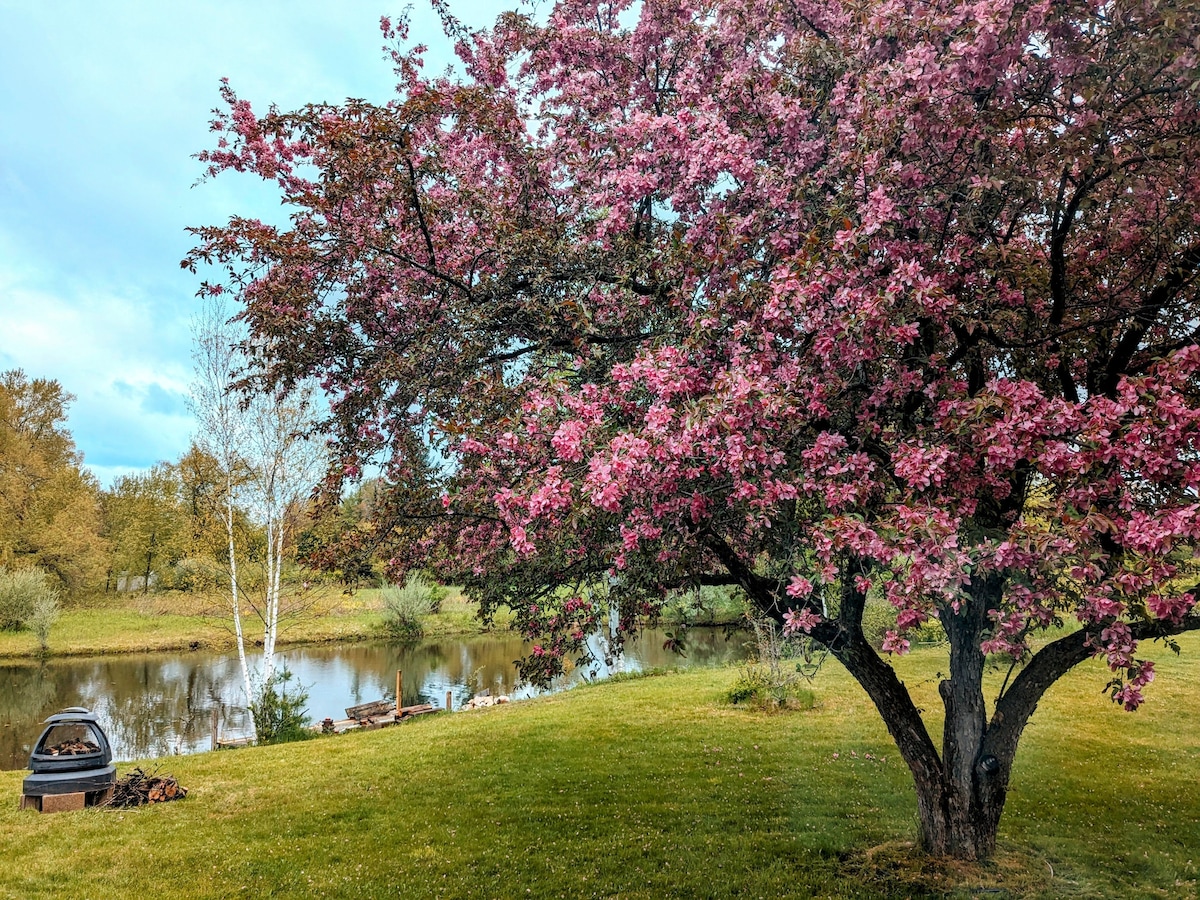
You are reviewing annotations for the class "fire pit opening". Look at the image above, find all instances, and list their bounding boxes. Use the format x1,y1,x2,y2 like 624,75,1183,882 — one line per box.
21,708,116,813
36,723,103,758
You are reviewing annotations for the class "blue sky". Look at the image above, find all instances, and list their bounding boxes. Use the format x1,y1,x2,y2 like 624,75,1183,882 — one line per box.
0,0,498,488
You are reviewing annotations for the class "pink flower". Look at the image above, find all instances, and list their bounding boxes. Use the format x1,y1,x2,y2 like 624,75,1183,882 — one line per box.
786,576,814,598
881,631,911,655
782,608,821,635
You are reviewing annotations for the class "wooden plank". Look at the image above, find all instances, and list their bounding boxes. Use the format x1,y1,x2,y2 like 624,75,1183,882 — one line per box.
345,699,394,719
398,705,436,720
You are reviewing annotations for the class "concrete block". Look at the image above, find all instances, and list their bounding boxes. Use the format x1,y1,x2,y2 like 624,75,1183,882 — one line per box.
39,792,86,813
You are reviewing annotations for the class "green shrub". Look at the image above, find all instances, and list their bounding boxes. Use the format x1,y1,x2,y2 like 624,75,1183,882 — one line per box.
858,596,946,646
26,592,60,653
250,668,312,744
428,581,448,615
859,597,899,647
913,617,947,644
170,557,224,593
663,585,747,624
726,666,816,710
727,616,817,711
381,575,436,640
0,567,60,634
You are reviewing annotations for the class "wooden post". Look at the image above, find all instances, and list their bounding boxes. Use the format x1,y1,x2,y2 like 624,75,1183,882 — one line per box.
446,690,452,712
396,670,403,716
211,706,220,750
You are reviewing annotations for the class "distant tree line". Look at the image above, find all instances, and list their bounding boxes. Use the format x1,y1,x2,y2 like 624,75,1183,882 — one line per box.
0,367,374,601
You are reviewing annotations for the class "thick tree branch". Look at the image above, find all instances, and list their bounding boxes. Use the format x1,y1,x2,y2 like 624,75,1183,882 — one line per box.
1099,241,1200,396
987,614,1200,766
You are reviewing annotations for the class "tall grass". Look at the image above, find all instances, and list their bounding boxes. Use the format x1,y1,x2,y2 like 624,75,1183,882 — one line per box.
380,575,440,640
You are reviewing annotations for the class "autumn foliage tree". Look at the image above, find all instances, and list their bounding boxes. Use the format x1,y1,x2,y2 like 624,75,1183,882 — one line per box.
0,370,107,591
187,0,1200,858
103,462,190,592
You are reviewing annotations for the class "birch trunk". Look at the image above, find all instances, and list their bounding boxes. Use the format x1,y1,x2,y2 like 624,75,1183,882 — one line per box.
226,477,253,705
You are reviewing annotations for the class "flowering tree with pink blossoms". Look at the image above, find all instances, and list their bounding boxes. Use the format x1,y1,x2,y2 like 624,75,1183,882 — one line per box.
186,0,1200,858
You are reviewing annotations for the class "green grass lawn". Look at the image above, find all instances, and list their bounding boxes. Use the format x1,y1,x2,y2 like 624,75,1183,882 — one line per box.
2,635,1197,898
0,590,513,659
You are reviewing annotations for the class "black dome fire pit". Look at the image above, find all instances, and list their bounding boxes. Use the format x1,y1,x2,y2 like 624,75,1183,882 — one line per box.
20,707,116,813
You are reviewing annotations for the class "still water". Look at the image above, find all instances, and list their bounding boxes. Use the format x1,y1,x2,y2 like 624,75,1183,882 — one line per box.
0,628,750,771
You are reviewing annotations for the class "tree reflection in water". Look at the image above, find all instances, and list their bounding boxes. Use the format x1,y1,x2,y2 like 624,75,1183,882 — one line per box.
0,627,749,770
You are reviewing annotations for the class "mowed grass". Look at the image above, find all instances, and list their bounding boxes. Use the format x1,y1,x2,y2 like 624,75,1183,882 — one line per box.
0,589,513,659
1,635,1198,898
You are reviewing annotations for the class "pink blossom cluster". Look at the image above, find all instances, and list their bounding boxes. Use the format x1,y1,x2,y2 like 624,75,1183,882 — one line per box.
190,0,1200,704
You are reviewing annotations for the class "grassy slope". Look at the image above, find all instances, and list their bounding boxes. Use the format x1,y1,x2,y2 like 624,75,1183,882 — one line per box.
1,636,1197,899
0,590,512,659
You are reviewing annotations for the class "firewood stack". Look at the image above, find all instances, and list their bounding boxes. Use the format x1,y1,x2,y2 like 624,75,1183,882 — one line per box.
107,767,188,808
44,739,100,756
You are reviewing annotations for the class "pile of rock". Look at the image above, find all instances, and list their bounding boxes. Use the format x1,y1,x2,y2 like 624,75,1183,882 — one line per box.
462,691,510,710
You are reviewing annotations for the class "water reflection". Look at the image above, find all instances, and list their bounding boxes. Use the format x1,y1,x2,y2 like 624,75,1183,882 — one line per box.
0,628,750,770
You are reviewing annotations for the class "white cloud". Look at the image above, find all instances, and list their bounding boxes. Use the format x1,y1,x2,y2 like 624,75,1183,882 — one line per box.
0,276,195,486
0,0,503,486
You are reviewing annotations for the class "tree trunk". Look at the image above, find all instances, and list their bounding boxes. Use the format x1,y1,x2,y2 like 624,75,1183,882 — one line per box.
927,573,1006,859
826,571,1012,860
226,481,253,707
784,560,1200,859
907,760,1006,859
143,530,156,595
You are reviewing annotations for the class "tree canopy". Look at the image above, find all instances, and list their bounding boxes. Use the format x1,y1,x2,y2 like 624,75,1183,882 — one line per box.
103,462,191,591
187,0,1200,858
0,370,107,589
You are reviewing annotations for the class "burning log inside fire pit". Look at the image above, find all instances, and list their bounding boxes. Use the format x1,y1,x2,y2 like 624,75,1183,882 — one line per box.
107,767,188,808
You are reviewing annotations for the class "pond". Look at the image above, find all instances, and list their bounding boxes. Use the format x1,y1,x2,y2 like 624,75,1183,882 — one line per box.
0,627,751,771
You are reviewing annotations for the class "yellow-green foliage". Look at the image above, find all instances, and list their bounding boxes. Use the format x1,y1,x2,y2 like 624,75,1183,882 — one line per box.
0,567,58,632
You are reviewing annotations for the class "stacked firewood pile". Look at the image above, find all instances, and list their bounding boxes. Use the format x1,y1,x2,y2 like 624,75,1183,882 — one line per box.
44,739,100,756
107,767,188,808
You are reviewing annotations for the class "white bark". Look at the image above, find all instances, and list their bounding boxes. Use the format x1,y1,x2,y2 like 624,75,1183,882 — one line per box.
191,300,324,727
226,478,252,704
191,298,254,705
244,384,323,694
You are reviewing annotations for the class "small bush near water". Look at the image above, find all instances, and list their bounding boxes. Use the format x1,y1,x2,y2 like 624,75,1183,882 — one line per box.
250,668,312,744
0,568,60,650
727,616,818,711
25,593,59,653
380,574,447,640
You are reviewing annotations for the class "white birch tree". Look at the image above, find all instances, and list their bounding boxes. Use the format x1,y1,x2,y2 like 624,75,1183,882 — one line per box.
190,298,324,730
244,383,324,689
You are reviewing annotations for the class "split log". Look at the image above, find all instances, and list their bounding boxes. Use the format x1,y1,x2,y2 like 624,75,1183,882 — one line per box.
43,739,100,756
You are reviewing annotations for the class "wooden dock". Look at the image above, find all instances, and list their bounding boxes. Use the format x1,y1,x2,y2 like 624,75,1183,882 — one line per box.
315,702,440,735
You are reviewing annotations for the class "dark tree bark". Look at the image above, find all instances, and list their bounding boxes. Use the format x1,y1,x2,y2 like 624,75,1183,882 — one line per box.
783,570,1200,859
